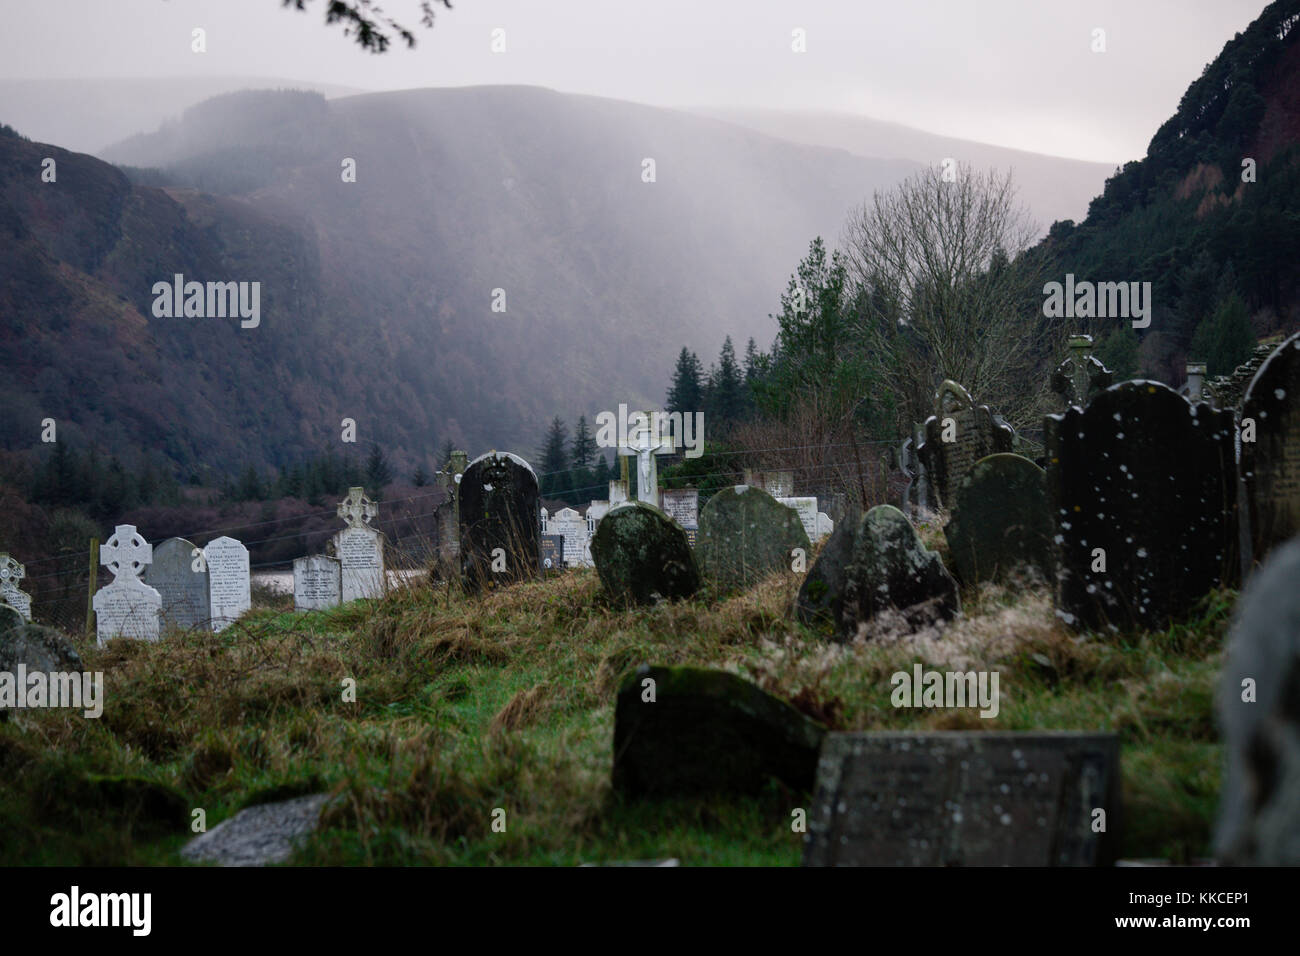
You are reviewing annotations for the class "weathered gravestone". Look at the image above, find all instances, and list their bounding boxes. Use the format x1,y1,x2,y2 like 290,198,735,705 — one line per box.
548,506,592,568
590,501,699,605
777,496,830,543
0,623,87,715
293,555,341,612
144,537,210,631
0,553,32,622
797,505,960,641
1051,333,1113,410
204,536,250,632
660,487,699,548
742,470,795,498
1239,332,1300,572
613,665,827,797
1045,381,1238,632
93,524,162,645
458,452,540,592
1215,536,1300,865
334,487,386,602
944,454,1052,585
697,486,810,591
917,381,1015,512
900,425,932,522
433,450,468,575
803,732,1121,866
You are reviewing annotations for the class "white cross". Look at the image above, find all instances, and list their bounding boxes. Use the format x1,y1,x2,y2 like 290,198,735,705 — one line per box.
101,525,152,581
0,553,23,588
618,413,674,507
338,487,378,529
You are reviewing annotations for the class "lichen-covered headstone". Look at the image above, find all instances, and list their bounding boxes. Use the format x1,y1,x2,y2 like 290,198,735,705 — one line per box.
796,505,960,641
93,524,161,645
1240,332,1300,572
293,555,341,611
0,553,32,622
1046,381,1238,632
333,487,385,602
458,451,540,592
917,381,1014,511
1215,536,1300,865
944,454,1052,585
1051,333,1113,410
613,665,827,797
144,537,211,631
590,501,699,605
697,486,809,591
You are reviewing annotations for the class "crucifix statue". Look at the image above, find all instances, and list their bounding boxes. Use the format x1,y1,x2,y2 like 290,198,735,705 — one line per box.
338,486,378,529
618,413,674,508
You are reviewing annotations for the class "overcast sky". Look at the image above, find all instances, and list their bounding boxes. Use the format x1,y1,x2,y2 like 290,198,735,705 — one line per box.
0,0,1273,163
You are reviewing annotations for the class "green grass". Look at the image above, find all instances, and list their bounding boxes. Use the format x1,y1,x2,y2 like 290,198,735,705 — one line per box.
0,569,1233,865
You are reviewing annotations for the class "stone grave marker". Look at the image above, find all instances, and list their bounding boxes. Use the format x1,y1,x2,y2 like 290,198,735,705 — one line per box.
816,511,834,539
1240,332,1300,572
777,496,829,543
742,469,795,498
660,487,699,547
803,732,1121,866
334,487,386,602
458,452,540,592
93,524,162,645
917,381,1015,512
619,418,674,508
0,553,32,622
293,555,341,611
697,486,810,591
434,450,469,571
144,537,211,631
539,534,564,572
548,506,592,568
944,453,1052,585
1215,536,1300,865
1050,333,1113,410
1045,381,1238,632
590,501,699,605
204,536,251,632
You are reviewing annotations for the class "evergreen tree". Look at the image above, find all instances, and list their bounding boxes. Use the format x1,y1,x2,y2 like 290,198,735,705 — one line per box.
706,336,746,435
537,417,570,498
571,416,596,470
1095,326,1141,382
666,347,705,414
439,438,456,470
413,466,429,487
1191,294,1255,377
365,443,393,495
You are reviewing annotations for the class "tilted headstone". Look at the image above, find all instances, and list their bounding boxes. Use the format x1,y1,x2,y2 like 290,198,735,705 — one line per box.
590,501,699,605
539,534,564,572
742,469,795,498
777,496,829,543
944,454,1052,585
1215,536,1300,865
697,486,810,591
547,507,592,568
613,665,827,798
0,553,32,622
796,504,960,641
458,452,540,592
1046,381,1238,632
204,536,251,631
1239,332,1300,572
293,555,341,611
334,487,386,602
917,381,1014,512
660,487,699,548
1050,333,1113,410
93,524,162,644
144,537,211,631
803,732,1121,866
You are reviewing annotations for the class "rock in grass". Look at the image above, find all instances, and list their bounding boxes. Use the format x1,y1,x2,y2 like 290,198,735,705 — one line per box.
613,665,827,797
0,622,83,676
944,453,1052,585
590,501,700,605
696,485,810,591
0,603,24,635
796,505,959,640
182,793,330,867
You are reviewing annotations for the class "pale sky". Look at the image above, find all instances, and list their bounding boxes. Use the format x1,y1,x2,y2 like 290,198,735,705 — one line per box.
0,0,1274,163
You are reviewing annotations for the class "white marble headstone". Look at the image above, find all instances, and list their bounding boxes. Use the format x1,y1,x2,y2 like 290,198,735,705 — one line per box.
0,553,32,621
204,536,251,632
777,497,822,542
94,524,161,645
335,487,385,602
548,507,592,567
293,555,342,611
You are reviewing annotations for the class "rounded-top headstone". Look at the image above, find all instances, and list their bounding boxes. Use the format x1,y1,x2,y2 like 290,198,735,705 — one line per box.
458,450,541,592
944,453,1052,585
697,485,810,592
1240,331,1300,570
590,501,700,605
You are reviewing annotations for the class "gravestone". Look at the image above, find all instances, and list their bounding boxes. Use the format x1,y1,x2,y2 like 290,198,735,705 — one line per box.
1215,536,1300,864
613,665,827,797
618,415,673,508
816,512,834,540
917,381,1014,512
1240,332,1300,572
93,524,162,645
660,487,699,548
433,450,469,571
803,732,1121,866
742,470,795,498
204,536,251,632
0,603,23,634
144,537,211,631
539,534,564,572
547,507,592,568
458,452,540,592
590,501,700,605
0,553,32,622
0,621,83,677
334,487,386,602
293,555,341,611
1046,381,1238,632
697,486,809,591
777,496,830,543
1050,333,1113,410
901,423,932,521
944,454,1052,585
796,505,960,641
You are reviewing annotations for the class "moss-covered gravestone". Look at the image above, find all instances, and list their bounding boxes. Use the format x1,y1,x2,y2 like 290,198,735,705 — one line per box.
612,665,827,797
1240,332,1300,572
0,622,82,675
590,501,700,605
697,485,810,591
797,505,959,641
944,453,1052,585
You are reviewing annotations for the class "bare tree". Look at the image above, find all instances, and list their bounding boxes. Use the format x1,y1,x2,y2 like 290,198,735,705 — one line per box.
841,163,1059,431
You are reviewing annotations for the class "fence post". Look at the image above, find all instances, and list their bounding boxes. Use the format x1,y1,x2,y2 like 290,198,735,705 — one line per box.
85,537,98,637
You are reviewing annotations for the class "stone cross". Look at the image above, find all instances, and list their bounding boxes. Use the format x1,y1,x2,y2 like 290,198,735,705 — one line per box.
102,524,153,580
618,414,674,507
1051,334,1112,409
0,552,32,621
337,486,378,529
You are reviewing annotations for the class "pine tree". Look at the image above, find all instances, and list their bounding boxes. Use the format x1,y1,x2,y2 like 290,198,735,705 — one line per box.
413,466,429,487
537,417,570,498
365,443,393,495
571,416,596,469
666,347,704,414
1095,326,1141,382
707,336,746,435
1191,294,1255,377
